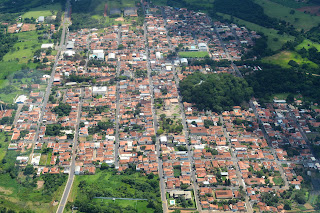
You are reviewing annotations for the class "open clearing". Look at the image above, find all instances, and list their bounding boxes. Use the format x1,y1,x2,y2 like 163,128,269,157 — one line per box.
262,51,318,68
296,39,320,51
22,3,61,19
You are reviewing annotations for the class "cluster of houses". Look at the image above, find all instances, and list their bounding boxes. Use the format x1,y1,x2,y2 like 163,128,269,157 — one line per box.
2,1,320,212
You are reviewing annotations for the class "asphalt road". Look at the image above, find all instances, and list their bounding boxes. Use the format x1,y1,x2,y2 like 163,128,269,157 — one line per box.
114,26,122,169
56,88,83,213
141,5,169,211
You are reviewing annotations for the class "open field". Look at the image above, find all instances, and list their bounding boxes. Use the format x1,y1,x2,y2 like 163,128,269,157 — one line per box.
67,169,162,212
296,39,320,51
179,51,209,58
3,31,50,64
21,3,61,19
0,173,66,213
0,132,10,162
218,12,294,51
262,51,318,68
94,199,154,213
0,148,67,212
254,0,320,31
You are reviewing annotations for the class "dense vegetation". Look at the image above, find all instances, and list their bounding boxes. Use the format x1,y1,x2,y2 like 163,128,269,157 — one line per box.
0,33,18,61
88,121,114,134
71,168,162,213
214,0,276,29
243,64,320,103
45,123,63,136
180,72,253,112
52,103,72,117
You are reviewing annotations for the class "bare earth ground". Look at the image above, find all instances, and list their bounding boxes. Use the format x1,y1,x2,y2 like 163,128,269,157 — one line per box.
37,180,44,189
21,24,36,32
0,187,13,195
297,6,320,16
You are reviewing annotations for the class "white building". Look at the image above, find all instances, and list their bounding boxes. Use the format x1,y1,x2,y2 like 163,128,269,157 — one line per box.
92,86,107,96
41,43,54,49
180,58,188,66
31,153,41,166
90,50,105,60
108,52,116,61
38,16,44,22
15,95,27,104
198,43,208,52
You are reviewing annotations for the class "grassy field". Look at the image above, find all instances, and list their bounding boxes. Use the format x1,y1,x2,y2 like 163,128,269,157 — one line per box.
0,132,10,162
179,51,209,58
21,3,61,19
254,0,320,31
0,149,67,212
218,12,294,51
0,173,66,213
262,51,318,68
296,39,320,51
67,169,162,212
94,199,154,213
0,30,50,102
3,31,50,64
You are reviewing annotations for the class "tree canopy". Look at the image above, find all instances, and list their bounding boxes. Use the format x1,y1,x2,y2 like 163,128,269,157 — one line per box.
180,72,253,112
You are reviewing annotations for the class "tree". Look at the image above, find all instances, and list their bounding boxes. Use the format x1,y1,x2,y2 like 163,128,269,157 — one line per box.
157,129,164,135
24,164,34,175
52,103,72,117
288,60,299,67
284,202,291,210
180,72,253,112
295,192,306,204
286,94,294,104
101,163,109,170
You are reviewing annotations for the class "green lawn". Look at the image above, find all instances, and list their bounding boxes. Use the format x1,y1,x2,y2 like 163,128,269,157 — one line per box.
218,12,294,51
273,93,290,100
254,0,320,30
22,3,61,19
179,51,209,58
262,51,318,68
273,177,284,185
39,154,47,166
296,39,320,51
174,168,181,178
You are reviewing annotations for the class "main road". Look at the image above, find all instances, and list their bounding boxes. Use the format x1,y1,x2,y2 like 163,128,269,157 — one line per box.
56,88,83,213
114,26,122,169
141,4,168,212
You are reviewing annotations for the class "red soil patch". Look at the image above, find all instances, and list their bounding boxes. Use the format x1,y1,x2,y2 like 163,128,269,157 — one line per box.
297,5,320,16
21,24,36,32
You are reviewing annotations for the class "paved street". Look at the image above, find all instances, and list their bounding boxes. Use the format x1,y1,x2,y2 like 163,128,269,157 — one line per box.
56,88,83,213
